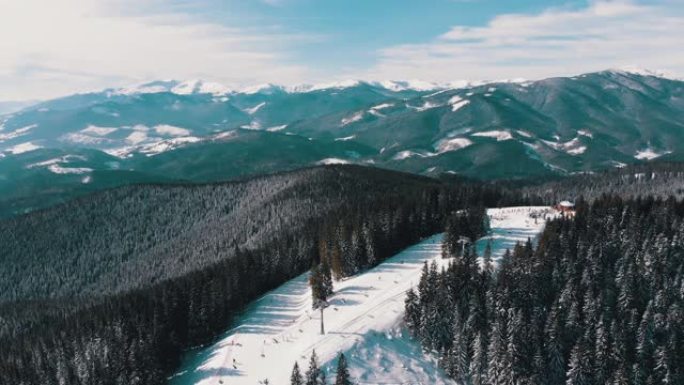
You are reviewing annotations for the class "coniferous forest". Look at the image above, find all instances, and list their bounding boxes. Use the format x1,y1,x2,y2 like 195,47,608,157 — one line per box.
405,195,684,385
4,162,684,384
0,165,523,385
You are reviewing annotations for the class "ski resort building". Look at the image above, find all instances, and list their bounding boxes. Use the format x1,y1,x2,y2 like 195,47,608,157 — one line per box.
555,200,575,213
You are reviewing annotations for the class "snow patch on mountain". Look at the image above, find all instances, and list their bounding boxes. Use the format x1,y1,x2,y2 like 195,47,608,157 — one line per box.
81,125,118,136
265,124,287,132
27,154,87,170
241,83,287,95
375,80,442,92
577,129,593,138
244,102,266,115
368,103,394,117
241,121,262,130
635,148,672,160
341,112,364,126
126,131,148,145
154,124,191,137
139,137,201,156
335,135,356,142
61,133,114,146
317,158,350,165
608,66,678,80
393,150,433,160
5,142,41,154
542,137,587,156
307,80,363,92
172,80,232,96
435,137,473,154
370,103,394,111
212,130,238,140
47,164,93,174
0,124,36,142
471,130,513,141
116,79,231,96
448,96,470,112
516,130,533,138
408,101,442,112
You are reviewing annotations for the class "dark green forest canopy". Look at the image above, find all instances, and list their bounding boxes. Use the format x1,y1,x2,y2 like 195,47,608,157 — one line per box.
0,164,525,385
406,195,684,385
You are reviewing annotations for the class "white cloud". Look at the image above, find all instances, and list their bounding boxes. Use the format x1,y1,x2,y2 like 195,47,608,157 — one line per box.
363,1,684,82
0,0,310,100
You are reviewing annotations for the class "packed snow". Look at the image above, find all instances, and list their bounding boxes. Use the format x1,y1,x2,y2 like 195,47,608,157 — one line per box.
170,206,557,385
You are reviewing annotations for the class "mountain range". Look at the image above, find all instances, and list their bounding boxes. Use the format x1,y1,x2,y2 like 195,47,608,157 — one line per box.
1,69,683,217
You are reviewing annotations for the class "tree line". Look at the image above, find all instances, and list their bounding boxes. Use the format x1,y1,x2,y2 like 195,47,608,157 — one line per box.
405,195,684,385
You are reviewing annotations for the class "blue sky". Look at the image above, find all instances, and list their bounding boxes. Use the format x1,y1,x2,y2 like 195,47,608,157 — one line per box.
0,0,682,100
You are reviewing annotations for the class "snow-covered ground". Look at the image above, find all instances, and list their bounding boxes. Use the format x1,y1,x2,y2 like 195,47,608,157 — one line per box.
169,206,556,385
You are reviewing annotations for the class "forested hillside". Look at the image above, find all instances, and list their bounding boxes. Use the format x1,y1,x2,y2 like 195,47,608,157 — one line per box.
520,162,684,203
405,196,684,385
0,165,523,385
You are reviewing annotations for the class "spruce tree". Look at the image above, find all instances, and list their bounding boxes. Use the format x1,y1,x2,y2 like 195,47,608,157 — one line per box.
321,256,334,297
305,351,321,385
404,288,421,333
335,353,352,385
291,362,304,385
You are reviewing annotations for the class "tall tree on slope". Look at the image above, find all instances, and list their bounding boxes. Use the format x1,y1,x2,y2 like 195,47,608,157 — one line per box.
335,353,353,385
290,362,304,385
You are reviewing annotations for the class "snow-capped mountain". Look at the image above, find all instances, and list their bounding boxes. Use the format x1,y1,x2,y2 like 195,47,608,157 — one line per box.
1,69,683,217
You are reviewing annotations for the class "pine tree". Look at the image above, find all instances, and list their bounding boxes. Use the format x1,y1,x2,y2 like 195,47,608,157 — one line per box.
404,288,421,333
310,265,329,309
305,351,321,385
335,353,353,385
291,362,304,385
566,342,590,385
321,256,334,297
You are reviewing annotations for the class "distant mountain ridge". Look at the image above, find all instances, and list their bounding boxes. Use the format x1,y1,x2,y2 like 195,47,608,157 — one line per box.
1,69,683,217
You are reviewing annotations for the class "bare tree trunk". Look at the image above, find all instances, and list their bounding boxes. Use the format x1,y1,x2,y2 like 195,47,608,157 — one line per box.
320,307,325,335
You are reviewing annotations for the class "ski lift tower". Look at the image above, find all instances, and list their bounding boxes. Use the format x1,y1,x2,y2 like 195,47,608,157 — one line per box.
314,299,329,335
457,236,471,257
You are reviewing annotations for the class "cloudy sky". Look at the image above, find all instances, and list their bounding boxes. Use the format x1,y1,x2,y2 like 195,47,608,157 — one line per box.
1,0,682,101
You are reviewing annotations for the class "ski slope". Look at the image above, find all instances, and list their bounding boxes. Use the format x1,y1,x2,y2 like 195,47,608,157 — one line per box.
169,206,556,385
